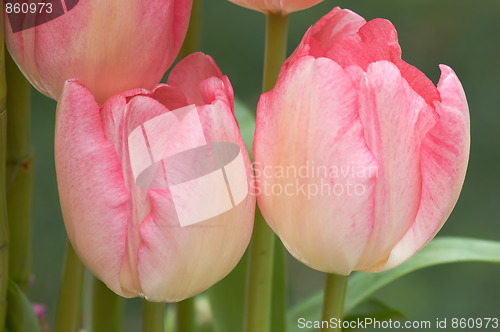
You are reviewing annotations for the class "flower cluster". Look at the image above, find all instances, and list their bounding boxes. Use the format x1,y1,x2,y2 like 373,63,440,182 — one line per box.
4,0,469,304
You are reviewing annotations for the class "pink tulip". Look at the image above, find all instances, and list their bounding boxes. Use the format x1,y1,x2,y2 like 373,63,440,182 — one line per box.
226,0,324,15
4,0,192,104
254,7,470,275
55,53,255,301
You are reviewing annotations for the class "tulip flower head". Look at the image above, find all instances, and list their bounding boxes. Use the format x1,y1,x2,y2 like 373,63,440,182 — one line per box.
55,53,255,301
4,0,193,104
254,7,470,275
226,0,325,15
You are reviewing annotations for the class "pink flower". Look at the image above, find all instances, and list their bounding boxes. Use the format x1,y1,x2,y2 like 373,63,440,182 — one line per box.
55,53,255,301
227,0,324,15
4,0,192,104
32,304,50,332
253,7,470,274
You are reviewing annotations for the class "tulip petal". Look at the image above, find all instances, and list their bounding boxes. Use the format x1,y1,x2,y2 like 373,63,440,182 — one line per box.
279,0,328,15
168,53,225,106
226,0,324,14
286,7,365,71
137,100,255,301
55,80,131,296
7,0,192,104
172,0,194,58
151,85,189,111
105,95,174,295
322,18,440,108
255,56,378,275
381,65,470,270
355,61,438,271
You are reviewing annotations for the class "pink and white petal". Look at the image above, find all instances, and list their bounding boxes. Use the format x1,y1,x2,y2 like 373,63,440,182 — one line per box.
324,19,400,71
324,19,440,108
137,101,254,301
55,80,131,296
355,61,438,271
100,84,188,159
150,84,189,111
381,65,470,270
116,96,177,295
11,0,188,104
168,52,224,106
255,57,377,275
307,7,366,57
286,7,365,69
172,0,194,58
280,0,328,14
234,0,324,14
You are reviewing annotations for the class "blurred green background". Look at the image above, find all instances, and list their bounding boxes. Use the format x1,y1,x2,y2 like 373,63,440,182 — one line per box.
27,0,499,330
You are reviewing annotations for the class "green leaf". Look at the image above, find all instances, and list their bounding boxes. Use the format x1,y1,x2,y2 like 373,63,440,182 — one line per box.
343,299,405,331
5,280,41,332
288,237,500,331
233,98,256,160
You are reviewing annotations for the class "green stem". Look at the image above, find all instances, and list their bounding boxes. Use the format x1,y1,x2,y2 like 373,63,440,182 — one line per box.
91,277,123,332
262,13,289,92
244,13,289,332
243,209,275,332
0,11,8,329
142,300,164,332
0,110,7,332
54,242,85,332
321,274,349,332
5,51,33,292
176,297,195,332
0,84,7,331
270,239,287,332
179,0,203,59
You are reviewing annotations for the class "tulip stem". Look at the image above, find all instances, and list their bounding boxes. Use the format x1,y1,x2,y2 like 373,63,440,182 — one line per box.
0,13,8,329
142,300,164,332
262,13,289,92
0,100,8,331
177,297,196,332
321,274,349,332
244,12,289,332
5,52,33,293
244,209,276,332
91,277,123,332
55,242,85,332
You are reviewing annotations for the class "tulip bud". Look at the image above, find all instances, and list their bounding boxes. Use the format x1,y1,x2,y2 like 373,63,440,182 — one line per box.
4,0,192,104
254,7,470,275
54,53,255,301
226,0,324,15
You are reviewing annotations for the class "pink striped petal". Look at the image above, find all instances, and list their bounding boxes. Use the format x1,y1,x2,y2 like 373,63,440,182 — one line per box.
54,80,131,296
255,57,378,275
226,0,324,14
138,100,255,301
286,7,365,70
355,61,438,271
381,65,470,270
6,0,192,104
168,53,226,107
318,18,440,108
